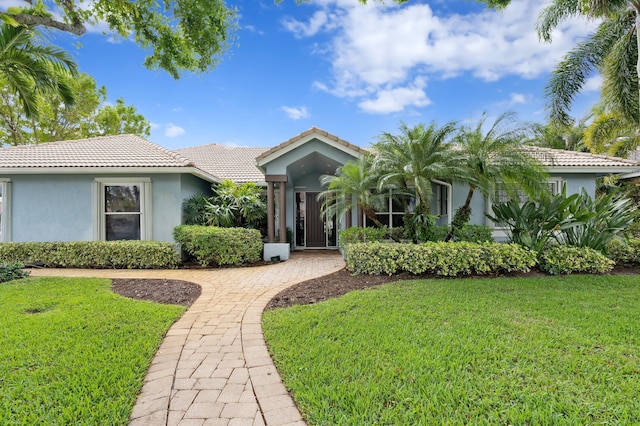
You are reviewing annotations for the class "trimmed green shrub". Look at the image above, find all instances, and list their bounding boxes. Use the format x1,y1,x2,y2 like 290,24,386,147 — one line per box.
625,222,640,238
0,262,29,282
606,238,640,266
453,225,493,243
338,227,389,251
345,241,537,277
539,246,614,275
0,241,179,269
174,225,262,266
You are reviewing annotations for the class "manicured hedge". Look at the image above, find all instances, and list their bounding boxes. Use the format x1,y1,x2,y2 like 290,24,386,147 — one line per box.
173,225,262,267
606,238,640,266
0,241,179,269
539,246,615,275
345,241,537,277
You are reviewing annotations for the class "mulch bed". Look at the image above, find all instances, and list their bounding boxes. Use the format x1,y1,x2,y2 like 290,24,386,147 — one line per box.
110,265,640,309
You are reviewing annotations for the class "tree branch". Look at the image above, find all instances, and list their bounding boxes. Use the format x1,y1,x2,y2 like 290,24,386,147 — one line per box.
4,13,86,36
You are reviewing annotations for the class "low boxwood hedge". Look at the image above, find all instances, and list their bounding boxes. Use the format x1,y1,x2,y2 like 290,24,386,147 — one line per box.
539,245,615,275
0,241,179,269
606,238,640,266
173,225,262,267
345,241,537,277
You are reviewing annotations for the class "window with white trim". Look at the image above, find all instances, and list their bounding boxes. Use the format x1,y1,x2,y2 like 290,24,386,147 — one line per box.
0,179,11,242
364,189,415,228
488,178,563,228
94,178,151,240
436,184,448,216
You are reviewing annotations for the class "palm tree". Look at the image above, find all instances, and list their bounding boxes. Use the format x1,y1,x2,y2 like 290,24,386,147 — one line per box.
451,112,550,228
584,106,640,158
319,154,388,227
0,23,77,122
373,121,461,215
527,118,588,152
538,1,639,127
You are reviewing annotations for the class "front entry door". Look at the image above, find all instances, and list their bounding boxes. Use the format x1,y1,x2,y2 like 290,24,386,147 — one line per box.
295,192,337,249
305,192,325,247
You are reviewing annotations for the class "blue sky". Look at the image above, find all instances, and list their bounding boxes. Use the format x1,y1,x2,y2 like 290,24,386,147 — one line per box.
7,0,600,150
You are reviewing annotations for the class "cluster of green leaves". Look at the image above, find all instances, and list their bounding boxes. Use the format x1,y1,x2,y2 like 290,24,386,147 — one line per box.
0,72,150,146
488,188,636,253
338,226,400,251
607,238,640,266
539,246,615,275
183,180,266,229
173,225,262,266
1,0,237,79
0,241,179,269
264,275,640,425
345,241,536,276
0,262,29,283
0,276,184,424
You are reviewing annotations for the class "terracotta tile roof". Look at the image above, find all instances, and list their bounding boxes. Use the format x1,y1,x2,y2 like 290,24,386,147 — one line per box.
255,126,367,163
523,146,639,168
176,144,268,183
0,134,195,169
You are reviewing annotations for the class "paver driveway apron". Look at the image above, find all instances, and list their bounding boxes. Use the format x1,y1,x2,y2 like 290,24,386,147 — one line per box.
30,251,345,426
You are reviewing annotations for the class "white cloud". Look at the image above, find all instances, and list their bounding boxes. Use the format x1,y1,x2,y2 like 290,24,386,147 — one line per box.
359,77,431,114
510,92,526,104
282,10,328,38
165,123,185,138
281,106,310,120
149,121,160,130
583,75,602,92
287,0,597,114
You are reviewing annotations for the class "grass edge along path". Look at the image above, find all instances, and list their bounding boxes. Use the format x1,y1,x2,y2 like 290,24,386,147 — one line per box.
263,275,640,425
0,276,185,425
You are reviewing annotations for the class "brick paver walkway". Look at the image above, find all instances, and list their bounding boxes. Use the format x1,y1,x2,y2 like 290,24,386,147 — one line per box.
30,251,345,426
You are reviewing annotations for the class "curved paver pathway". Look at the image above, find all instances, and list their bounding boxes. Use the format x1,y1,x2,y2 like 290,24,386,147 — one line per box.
30,251,345,426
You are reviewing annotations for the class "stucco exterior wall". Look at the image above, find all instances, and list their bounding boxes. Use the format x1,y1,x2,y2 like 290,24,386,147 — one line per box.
5,172,212,243
11,174,93,242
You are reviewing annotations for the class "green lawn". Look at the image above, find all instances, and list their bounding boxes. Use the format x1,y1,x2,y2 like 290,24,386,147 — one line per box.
263,275,640,425
0,277,184,425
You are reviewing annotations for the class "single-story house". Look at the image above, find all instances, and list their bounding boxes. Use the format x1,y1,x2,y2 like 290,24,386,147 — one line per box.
0,127,637,257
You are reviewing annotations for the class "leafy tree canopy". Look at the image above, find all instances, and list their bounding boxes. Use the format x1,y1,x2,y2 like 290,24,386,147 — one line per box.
0,72,150,145
1,0,237,79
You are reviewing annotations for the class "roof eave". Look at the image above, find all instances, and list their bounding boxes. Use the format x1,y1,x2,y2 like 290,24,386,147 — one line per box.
0,166,220,182
547,166,640,174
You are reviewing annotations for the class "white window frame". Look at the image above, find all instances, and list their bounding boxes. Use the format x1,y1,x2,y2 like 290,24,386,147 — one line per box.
363,189,415,228
0,179,11,242
93,177,152,241
486,178,564,230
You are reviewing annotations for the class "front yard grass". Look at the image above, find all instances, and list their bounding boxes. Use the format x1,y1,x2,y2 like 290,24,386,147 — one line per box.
263,275,640,425
0,277,184,425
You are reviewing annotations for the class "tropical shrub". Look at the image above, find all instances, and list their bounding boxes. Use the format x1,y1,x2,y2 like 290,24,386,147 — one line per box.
0,241,179,269
626,222,640,238
182,180,266,229
452,224,493,243
487,188,635,253
345,241,536,276
338,227,389,251
173,225,262,266
606,238,640,266
558,189,636,252
0,262,29,283
539,246,614,275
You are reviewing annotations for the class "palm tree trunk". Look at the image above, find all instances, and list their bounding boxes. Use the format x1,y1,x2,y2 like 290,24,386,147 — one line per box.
362,205,384,228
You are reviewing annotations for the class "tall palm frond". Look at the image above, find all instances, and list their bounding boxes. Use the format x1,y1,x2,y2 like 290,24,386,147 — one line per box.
0,23,77,119
373,121,461,215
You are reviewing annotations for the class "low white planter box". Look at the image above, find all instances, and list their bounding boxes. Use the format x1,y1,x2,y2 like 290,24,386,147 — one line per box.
263,243,290,261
